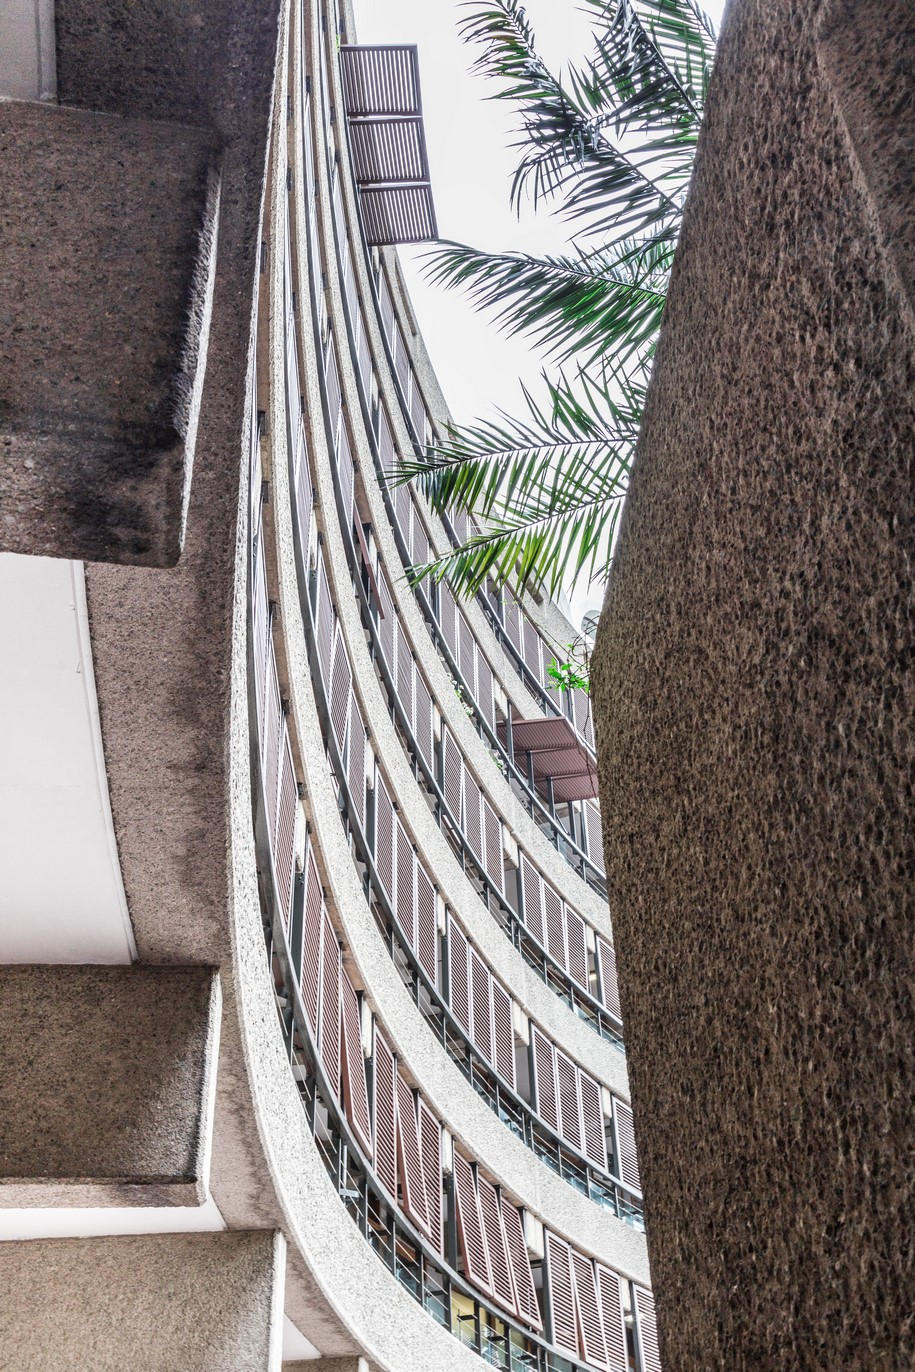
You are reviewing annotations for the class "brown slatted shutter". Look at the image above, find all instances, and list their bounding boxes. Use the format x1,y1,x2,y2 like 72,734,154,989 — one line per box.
395,818,416,949
556,1048,584,1154
502,1200,543,1331
522,618,542,680
395,621,414,731
596,1266,628,1372
347,694,366,830
325,337,342,451
337,422,355,522
438,582,457,657
531,1024,558,1132
580,1071,607,1170
319,909,341,1099
584,799,605,874
457,612,476,698
520,854,545,945
469,945,493,1064
394,483,412,555
448,916,471,1036
340,969,372,1158
376,568,395,673
482,797,504,893
596,936,622,1021
301,846,323,1037
314,552,335,686
413,673,434,772
476,653,495,729
492,979,516,1090
477,1177,518,1316
442,729,463,825
329,626,351,753
452,1151,494,1298
504,595,522,653
634,1287,661,1372
396,1073,431,1236
415,860,437,987
463,769,484,867
543,881,567,969
418,1097,443,1255
377,403,395,475
572,1251,609,1369
274,727,298,925
372,1026,397,1199
374,773,395,903
565,906,589,991
613,1100,641,1193
545,1232,578,1359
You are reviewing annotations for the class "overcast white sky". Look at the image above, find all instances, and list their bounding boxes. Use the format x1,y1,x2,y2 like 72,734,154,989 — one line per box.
351,0,724,625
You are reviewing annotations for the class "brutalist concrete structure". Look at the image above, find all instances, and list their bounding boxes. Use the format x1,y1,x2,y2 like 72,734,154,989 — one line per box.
592,1,913,1368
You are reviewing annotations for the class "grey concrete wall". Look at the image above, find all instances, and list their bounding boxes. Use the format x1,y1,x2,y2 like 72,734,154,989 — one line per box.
591,0,914,1368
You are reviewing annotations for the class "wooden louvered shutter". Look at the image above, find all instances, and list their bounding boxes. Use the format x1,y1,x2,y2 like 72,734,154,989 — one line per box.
452,1151,493,1298
596,1266,628,1372
415,860,437,987
614,1100,641,1193
492,979,516,1089
411,515,429,573
374,773,395,903
413,674,434,772
438,583,457,657
301,847,323,1037
442,729,463,824
457,612,476,697
584,799,605,872
372,1027,397,1199
319,909,341,1098
543,881,567,969
502,1200,542,1331
565,907,589,991
469,946,493,1064
394,483,412,554
396,1074,431,1236
545,1232,578,1359
314,552,335,685
377,403,395,475
347,694,366,830
376,569,395,673
572,1251,609,1370
329,627,351,754
396,818,416,948
580,1070,607,1169
521,618,542,680
634,1287,661,1372
596,936,622,1021
477,1178,517,1316
340,970,372,1158
482,798,504,894
520,855,545,945
476,653,495,729
418,1097,443,1254
448,916,471,1035
531,1025,558,1132
395,621,414,730
409,373,426,438
504,595,522,653
463,769,484,867
556,1049,584,1154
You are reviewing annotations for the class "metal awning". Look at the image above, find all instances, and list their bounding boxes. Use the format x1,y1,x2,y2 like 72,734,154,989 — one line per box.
339,45,438,246
499,716,600,803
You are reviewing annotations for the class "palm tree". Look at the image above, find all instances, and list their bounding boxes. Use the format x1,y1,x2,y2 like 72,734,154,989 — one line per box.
396,0,716,599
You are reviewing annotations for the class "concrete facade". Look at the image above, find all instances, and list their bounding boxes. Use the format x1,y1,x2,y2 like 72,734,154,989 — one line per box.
591,0,913,1367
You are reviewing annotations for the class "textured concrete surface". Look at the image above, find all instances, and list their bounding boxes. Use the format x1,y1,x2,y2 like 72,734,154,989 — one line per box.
591,0,914,1368
0,965,220,1205
0,1230,285,1370
0,101,218,565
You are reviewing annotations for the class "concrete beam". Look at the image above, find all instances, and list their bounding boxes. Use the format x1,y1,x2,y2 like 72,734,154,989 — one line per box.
0,1230,285,1370
0,965,220,1205
0,101,219,566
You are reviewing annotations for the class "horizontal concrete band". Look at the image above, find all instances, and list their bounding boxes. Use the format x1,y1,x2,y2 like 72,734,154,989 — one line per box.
0,965,220,1206
0,1230,284,1371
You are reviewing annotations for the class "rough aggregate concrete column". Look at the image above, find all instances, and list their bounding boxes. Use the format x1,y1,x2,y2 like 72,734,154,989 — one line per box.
0,1230,285,1371
0,965,220,1206
591,0,914,1368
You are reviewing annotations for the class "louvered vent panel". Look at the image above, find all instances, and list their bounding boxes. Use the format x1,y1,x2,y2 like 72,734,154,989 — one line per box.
492,979,516,1090
521,618,542,680
463,770,484,867
442,730,463,824
531,1025,558,1132
340,970,372,1157
301,848,323,1036
438,583,457,656
556,1049,583,1154
396,1074,431,1235
415,861,437,987
469,946,493,1065
477,1177,517,1316
409,372,426,438
374,774,395,902
476,653,495,729
376,569,395,673
314,553,335,685
580,1071,607,1170
347,694,366,830
545,1232,578,1359
447,916,471,1035
520,855,545,944
413,674,433,771
596,1267,628,1372
372,1028,397,1199
452,1152,493,1298
394,482,412,557
635,1287,661,1372
584,801,606,874
457,612,476,698
571,1251,609,1370
566,907,589,991
502,1199,542,1331
596,936,622,1021
543,882,567,969
329,627,352,753
614,1101,641,1193
482,798,504,893
418,1098,443,1254
377,404,396,477
396,818,416,948
274,728,298,925
319,910,341,1099
395,622,414,730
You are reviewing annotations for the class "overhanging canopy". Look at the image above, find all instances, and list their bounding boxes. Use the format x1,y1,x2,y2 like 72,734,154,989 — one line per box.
499,716,600,803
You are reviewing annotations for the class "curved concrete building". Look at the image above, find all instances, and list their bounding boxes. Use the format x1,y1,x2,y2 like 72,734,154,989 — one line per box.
0,2,656,1369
